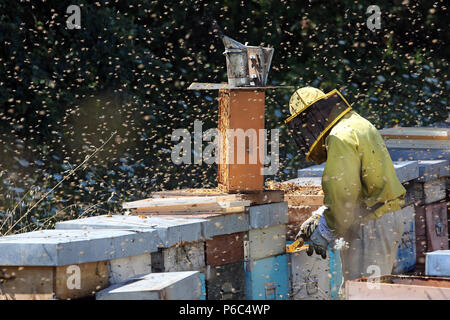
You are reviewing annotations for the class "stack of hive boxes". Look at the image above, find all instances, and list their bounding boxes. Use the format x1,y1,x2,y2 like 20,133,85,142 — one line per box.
413,160,449,270
266,175,331,300
56,205,252,300
286,159,449,278
127,190,290,300
276,161,423,301
161,209,250,300
125,191,291,300
0,227,162,299
294,160,419,274
287,243,332,300
0,190,290,300
388,161,419,274
379,127,449,166
379,127,449,269
0,213,218,299
55,214,208,295
244,202,290,300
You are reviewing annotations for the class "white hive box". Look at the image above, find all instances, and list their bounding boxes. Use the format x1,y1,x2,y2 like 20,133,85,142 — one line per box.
426,250,450,277
96,271,202,300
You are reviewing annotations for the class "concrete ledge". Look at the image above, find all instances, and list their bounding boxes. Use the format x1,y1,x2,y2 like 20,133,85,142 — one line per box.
0,229,160,266
96,271,202,300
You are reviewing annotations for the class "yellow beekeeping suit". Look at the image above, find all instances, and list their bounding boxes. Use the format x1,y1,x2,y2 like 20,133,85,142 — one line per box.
321,110,406,235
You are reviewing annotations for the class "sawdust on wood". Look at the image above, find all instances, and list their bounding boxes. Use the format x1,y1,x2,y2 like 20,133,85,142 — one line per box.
265,180,323,196
151,188,226,197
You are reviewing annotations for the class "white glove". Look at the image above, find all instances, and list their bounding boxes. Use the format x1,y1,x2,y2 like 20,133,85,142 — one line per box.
295,205,327,241
296,205,336,243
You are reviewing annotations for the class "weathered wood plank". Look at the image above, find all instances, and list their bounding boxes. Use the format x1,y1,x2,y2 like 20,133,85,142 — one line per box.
151,189,285,206
346,275,450,300
425,202,448,252
205,232,245,267
218,89,265,192
142,212,249,240
0,266,54,300
285,194,323,206
123,196,249,210
55,261,109,300
0,261,110,300
132,206,246,215
244,254,290,300
287,205,321,225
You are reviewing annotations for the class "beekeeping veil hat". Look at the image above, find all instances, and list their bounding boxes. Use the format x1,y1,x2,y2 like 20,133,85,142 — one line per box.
285,87,352,164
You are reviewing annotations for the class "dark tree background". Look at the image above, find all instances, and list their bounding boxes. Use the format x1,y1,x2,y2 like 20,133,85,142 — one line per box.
0,0,448,234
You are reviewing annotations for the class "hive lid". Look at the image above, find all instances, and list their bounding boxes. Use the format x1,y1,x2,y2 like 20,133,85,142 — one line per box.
0,229,160,266
379,127,450,140
187,82,293,90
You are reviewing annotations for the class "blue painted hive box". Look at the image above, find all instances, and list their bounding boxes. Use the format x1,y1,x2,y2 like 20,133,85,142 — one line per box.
393,206,417,274
426,250,450,277
244,254,290,300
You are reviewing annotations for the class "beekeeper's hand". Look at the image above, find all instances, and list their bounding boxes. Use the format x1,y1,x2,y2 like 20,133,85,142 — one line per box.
295,205,326,242
306,228,329,259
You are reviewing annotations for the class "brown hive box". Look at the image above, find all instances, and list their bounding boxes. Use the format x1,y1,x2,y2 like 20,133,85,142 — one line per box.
266,181,323,241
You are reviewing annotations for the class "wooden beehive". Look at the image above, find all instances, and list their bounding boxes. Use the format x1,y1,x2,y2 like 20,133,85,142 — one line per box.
266,180,324,241
346,275,450,300
218,89,265,193
415,201,449,269
379,127,450,149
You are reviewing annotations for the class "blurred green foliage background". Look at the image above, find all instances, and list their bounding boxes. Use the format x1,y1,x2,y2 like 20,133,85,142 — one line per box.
0,0,448,233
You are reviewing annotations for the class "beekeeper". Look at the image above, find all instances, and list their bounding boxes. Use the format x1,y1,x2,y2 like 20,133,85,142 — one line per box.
286,87,406,281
